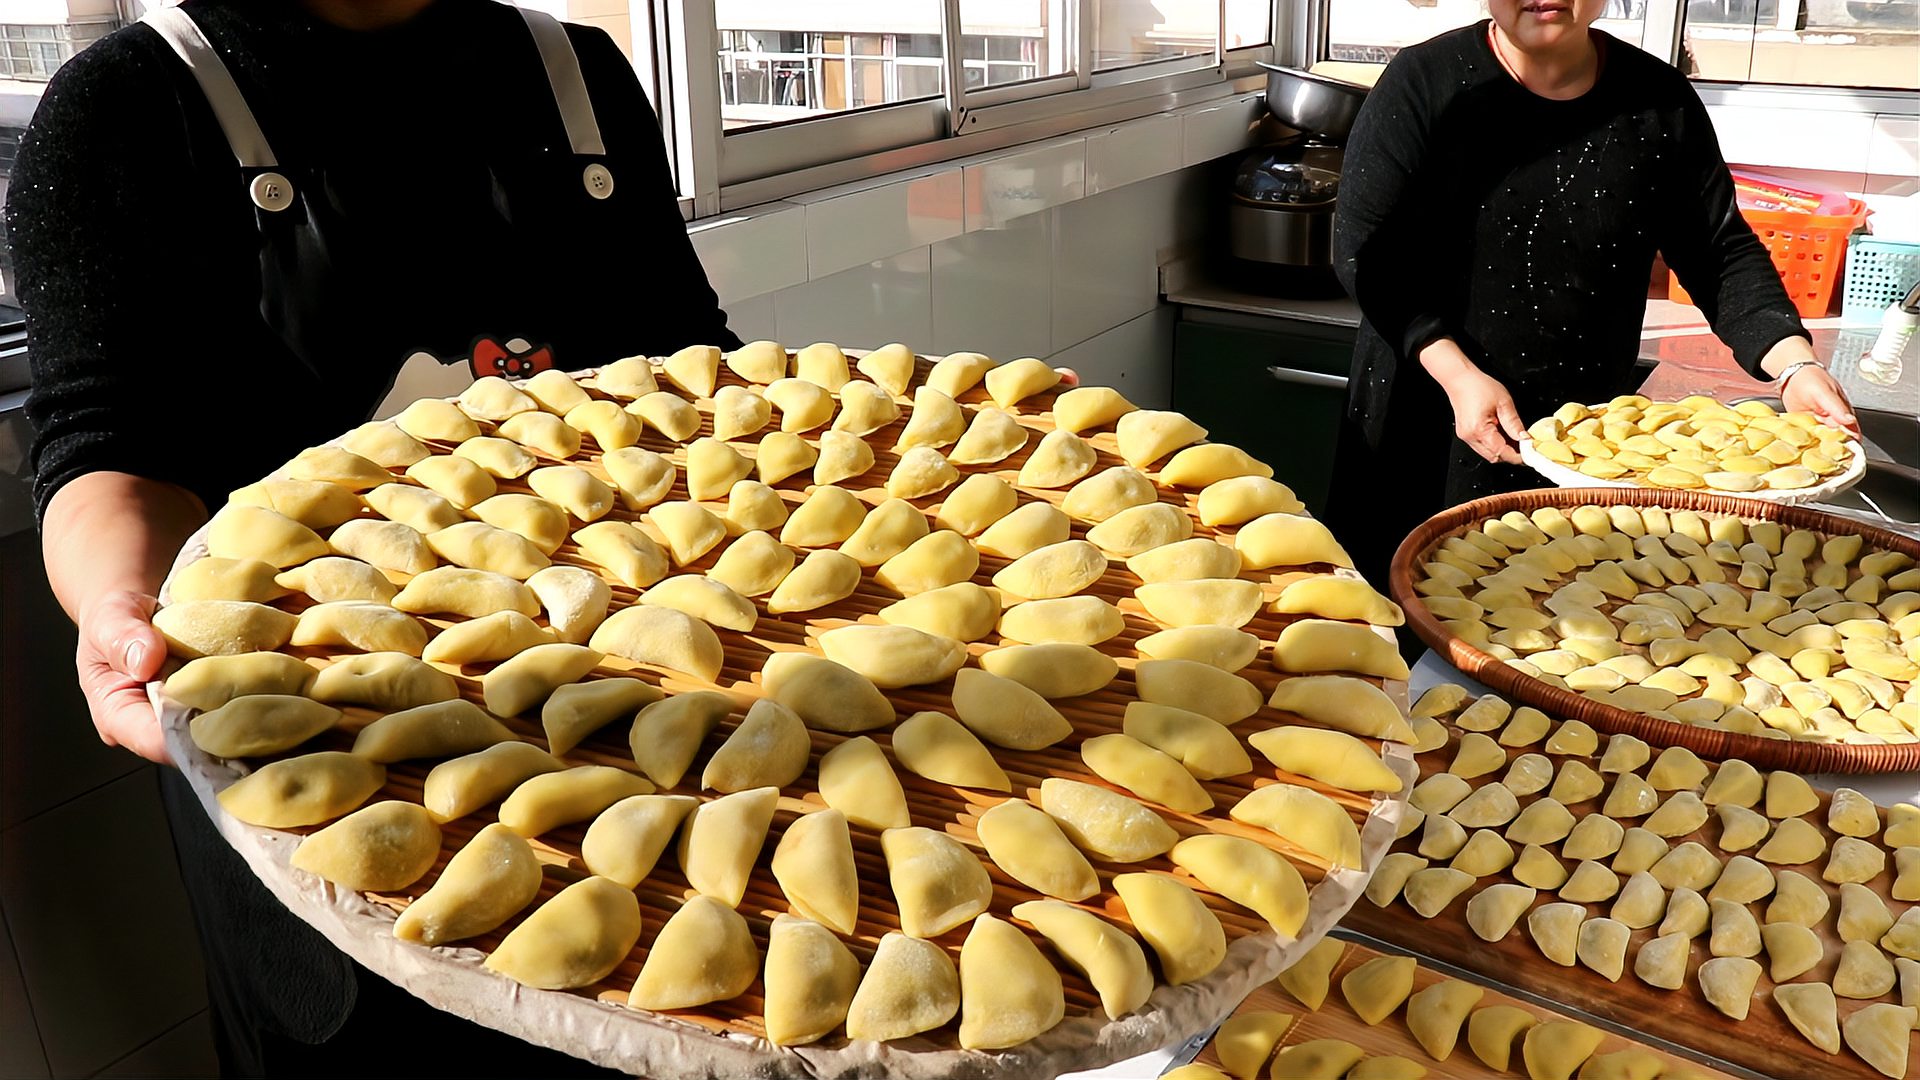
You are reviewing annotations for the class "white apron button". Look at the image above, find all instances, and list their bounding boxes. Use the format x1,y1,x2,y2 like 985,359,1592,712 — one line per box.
582,163,614,199
249,171,294,212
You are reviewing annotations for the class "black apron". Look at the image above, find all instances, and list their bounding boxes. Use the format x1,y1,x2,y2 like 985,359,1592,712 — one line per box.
142,6,631,1074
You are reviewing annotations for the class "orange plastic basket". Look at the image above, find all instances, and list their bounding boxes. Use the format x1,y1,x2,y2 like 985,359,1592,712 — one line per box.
1669,197,1868,318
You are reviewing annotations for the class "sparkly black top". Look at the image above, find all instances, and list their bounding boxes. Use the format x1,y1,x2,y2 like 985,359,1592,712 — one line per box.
1332,21,1806,444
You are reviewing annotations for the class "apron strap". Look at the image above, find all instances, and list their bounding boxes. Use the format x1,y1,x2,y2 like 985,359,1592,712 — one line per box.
141,6,278,168
516,7,606,158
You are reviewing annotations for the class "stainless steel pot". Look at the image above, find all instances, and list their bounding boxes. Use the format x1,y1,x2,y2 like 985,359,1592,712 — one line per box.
1257,63,1369,143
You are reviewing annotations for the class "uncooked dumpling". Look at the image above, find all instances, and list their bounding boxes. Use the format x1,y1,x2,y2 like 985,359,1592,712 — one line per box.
498,765,653,837
883,825,992,938
639,574,755,632
1844,1003,1917,1079
1247,726,1401,792
1406,977,1484,1062
309,652,457,711
781,486,867,548
763,915,862,1047
845,932,960,1042
878,582,1001,642
895,386,966,451
707,530,795,597
1018,429,1097,489
189,694,339,759
1051,385,1136,433
1237,512,1354,570
718,482,786,542
351,698,517,763
935,473,1018,535
1760,921,1824,982
362,483,461,534
1835,938,1898,998
1341,954,1416,1025
662,342,722,398
685,437,755,501
290,600,427,656
479,642,602,717
764,378,836,436
575,793,698,890
1112,872,1224,985
284,444,391,489
394,822,542,946
1766,770,1821,819
886,446,960,501
711,385,772,441
1136,658,1264,723
1115,409,1205,468
1086,501,1191,558
1126,538,1241,584
1273,619,1410,679
1467,1006,1537,1071
420,742,566,823
1081,733,1211,813
452,435,537,479
290,800,440,892
1062,465,1157,523
767,549,863,614
1137,578,1261,629
889,711,1009,791
839,498,930,565
771,808,861,934
857,342,916,395
757,432,820,488
227,476,364,531
274,557,398,605
207,505,331,569
603,447,677,510
727,340,789,384
392,566,540,621
1012,900,1152,1021
1196,476,1303,527
496,411,581,460
948,407,1030,465
1402,867,1475,917
590,605,725,683
394,397,482,443
679,785,779,905
1274,937,1345,1011
458,375,537,421
468,493,569,554
994,539,1107,600
1577,917,1631,981
628,691,732,789
976,501,1071,561
793,342,851,392
1231,784,1362,869
1269,1040,1366,1080
1273,576,1404,626
1773,981,1841,1054
959,913,1065,1050
701,699,810,792
165,652,317,713
814,429,876,485
1465,882,1536,941
1170,833,1308,936
217,751,386,829
760,651,893,734
628,895,758,1010
817,624,966,689
485,876,641,991
542,678,661,756
952,667,1073,750
875,528,980,596
1265,676,1415,741
519,368,593,416
1520,1020,1606,1080
1041,777,1177,862
925,351,993,397
832,380,899,436
999,595,1125,646
978,642,1117,698
425,520,548,579
584,355,658,399
1528,902,1586,966
818,736,910,830
563,399,643,452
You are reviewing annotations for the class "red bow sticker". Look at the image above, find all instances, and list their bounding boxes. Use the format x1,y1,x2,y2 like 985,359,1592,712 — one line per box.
469,336,555,379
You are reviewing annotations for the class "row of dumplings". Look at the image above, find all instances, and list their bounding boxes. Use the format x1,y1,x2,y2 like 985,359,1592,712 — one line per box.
1182,937,1712,1080
1412,504,1919,745
1368,687,1919,1077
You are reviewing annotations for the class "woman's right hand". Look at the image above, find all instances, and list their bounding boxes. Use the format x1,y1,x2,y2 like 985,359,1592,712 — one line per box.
75,590,172,764
1420,338,1527,464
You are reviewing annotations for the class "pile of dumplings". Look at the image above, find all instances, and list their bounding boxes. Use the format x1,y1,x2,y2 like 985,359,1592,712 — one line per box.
1355,685,1920,1080
1410,501,1919,745
1525,396,1856,492
1173,936,1714,1080
155,342,1418,1063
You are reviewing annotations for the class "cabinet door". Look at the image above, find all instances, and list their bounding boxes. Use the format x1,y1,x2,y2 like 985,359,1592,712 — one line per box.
1170,321,1354,516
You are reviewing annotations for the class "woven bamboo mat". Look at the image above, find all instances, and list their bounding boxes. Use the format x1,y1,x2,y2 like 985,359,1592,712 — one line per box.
154,354,1414,1078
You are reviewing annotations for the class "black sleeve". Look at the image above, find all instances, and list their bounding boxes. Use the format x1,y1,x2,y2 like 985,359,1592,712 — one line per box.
1332,57,1451,363
569,25,742,354
1657,82,1806,379
10,30,229,520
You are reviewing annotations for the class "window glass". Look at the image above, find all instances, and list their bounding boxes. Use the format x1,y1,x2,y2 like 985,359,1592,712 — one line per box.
1683,0,1920,90
1094,0,1218,70
960,1,1070,86
715,0,947,130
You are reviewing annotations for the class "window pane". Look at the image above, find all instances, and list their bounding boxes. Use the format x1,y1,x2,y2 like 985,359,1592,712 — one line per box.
716,0,945,130
962,0,1071,82
1096,0,1217,71
1327,0,1649,63
1683,0,1919,90
1224,0,1272,49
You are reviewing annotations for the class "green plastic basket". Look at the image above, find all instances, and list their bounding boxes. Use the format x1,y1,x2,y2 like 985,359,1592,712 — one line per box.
1842,234,1920,323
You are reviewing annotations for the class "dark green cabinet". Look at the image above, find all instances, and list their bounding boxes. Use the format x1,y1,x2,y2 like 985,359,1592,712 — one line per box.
1171,314,1356,516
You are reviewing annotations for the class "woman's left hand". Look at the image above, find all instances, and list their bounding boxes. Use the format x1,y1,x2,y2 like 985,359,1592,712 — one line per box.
1781,365,1861,437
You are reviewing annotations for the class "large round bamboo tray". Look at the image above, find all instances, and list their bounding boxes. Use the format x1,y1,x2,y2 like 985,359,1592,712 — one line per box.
1389,486,1920,773
151,354,1416,1079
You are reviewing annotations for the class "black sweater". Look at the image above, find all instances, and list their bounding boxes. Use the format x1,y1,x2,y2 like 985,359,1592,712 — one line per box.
11,0,738,518
1332,22,1806,443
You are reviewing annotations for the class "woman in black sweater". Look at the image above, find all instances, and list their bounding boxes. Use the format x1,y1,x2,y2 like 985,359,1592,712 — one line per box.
1324,0,1858,587
10,0,733,1073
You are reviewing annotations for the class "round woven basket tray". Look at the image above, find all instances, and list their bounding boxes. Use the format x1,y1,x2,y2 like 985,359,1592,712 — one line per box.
1389,486,1920,774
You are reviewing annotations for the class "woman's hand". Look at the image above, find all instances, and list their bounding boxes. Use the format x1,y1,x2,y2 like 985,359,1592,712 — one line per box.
1781,364,1861,437
1420,338,1526,464
75,589,171,764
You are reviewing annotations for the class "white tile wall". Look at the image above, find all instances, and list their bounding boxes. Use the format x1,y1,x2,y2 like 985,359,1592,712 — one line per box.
1182,96,1264,167
1085,113,1184,196
797,170,965,281
931,210,1055,359
1047,307,1178,409
724,292,780,344
773,248,933,350
1051,180,1170,350
963,137,1087,232
1709,103,1877,175
686,201,808,306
